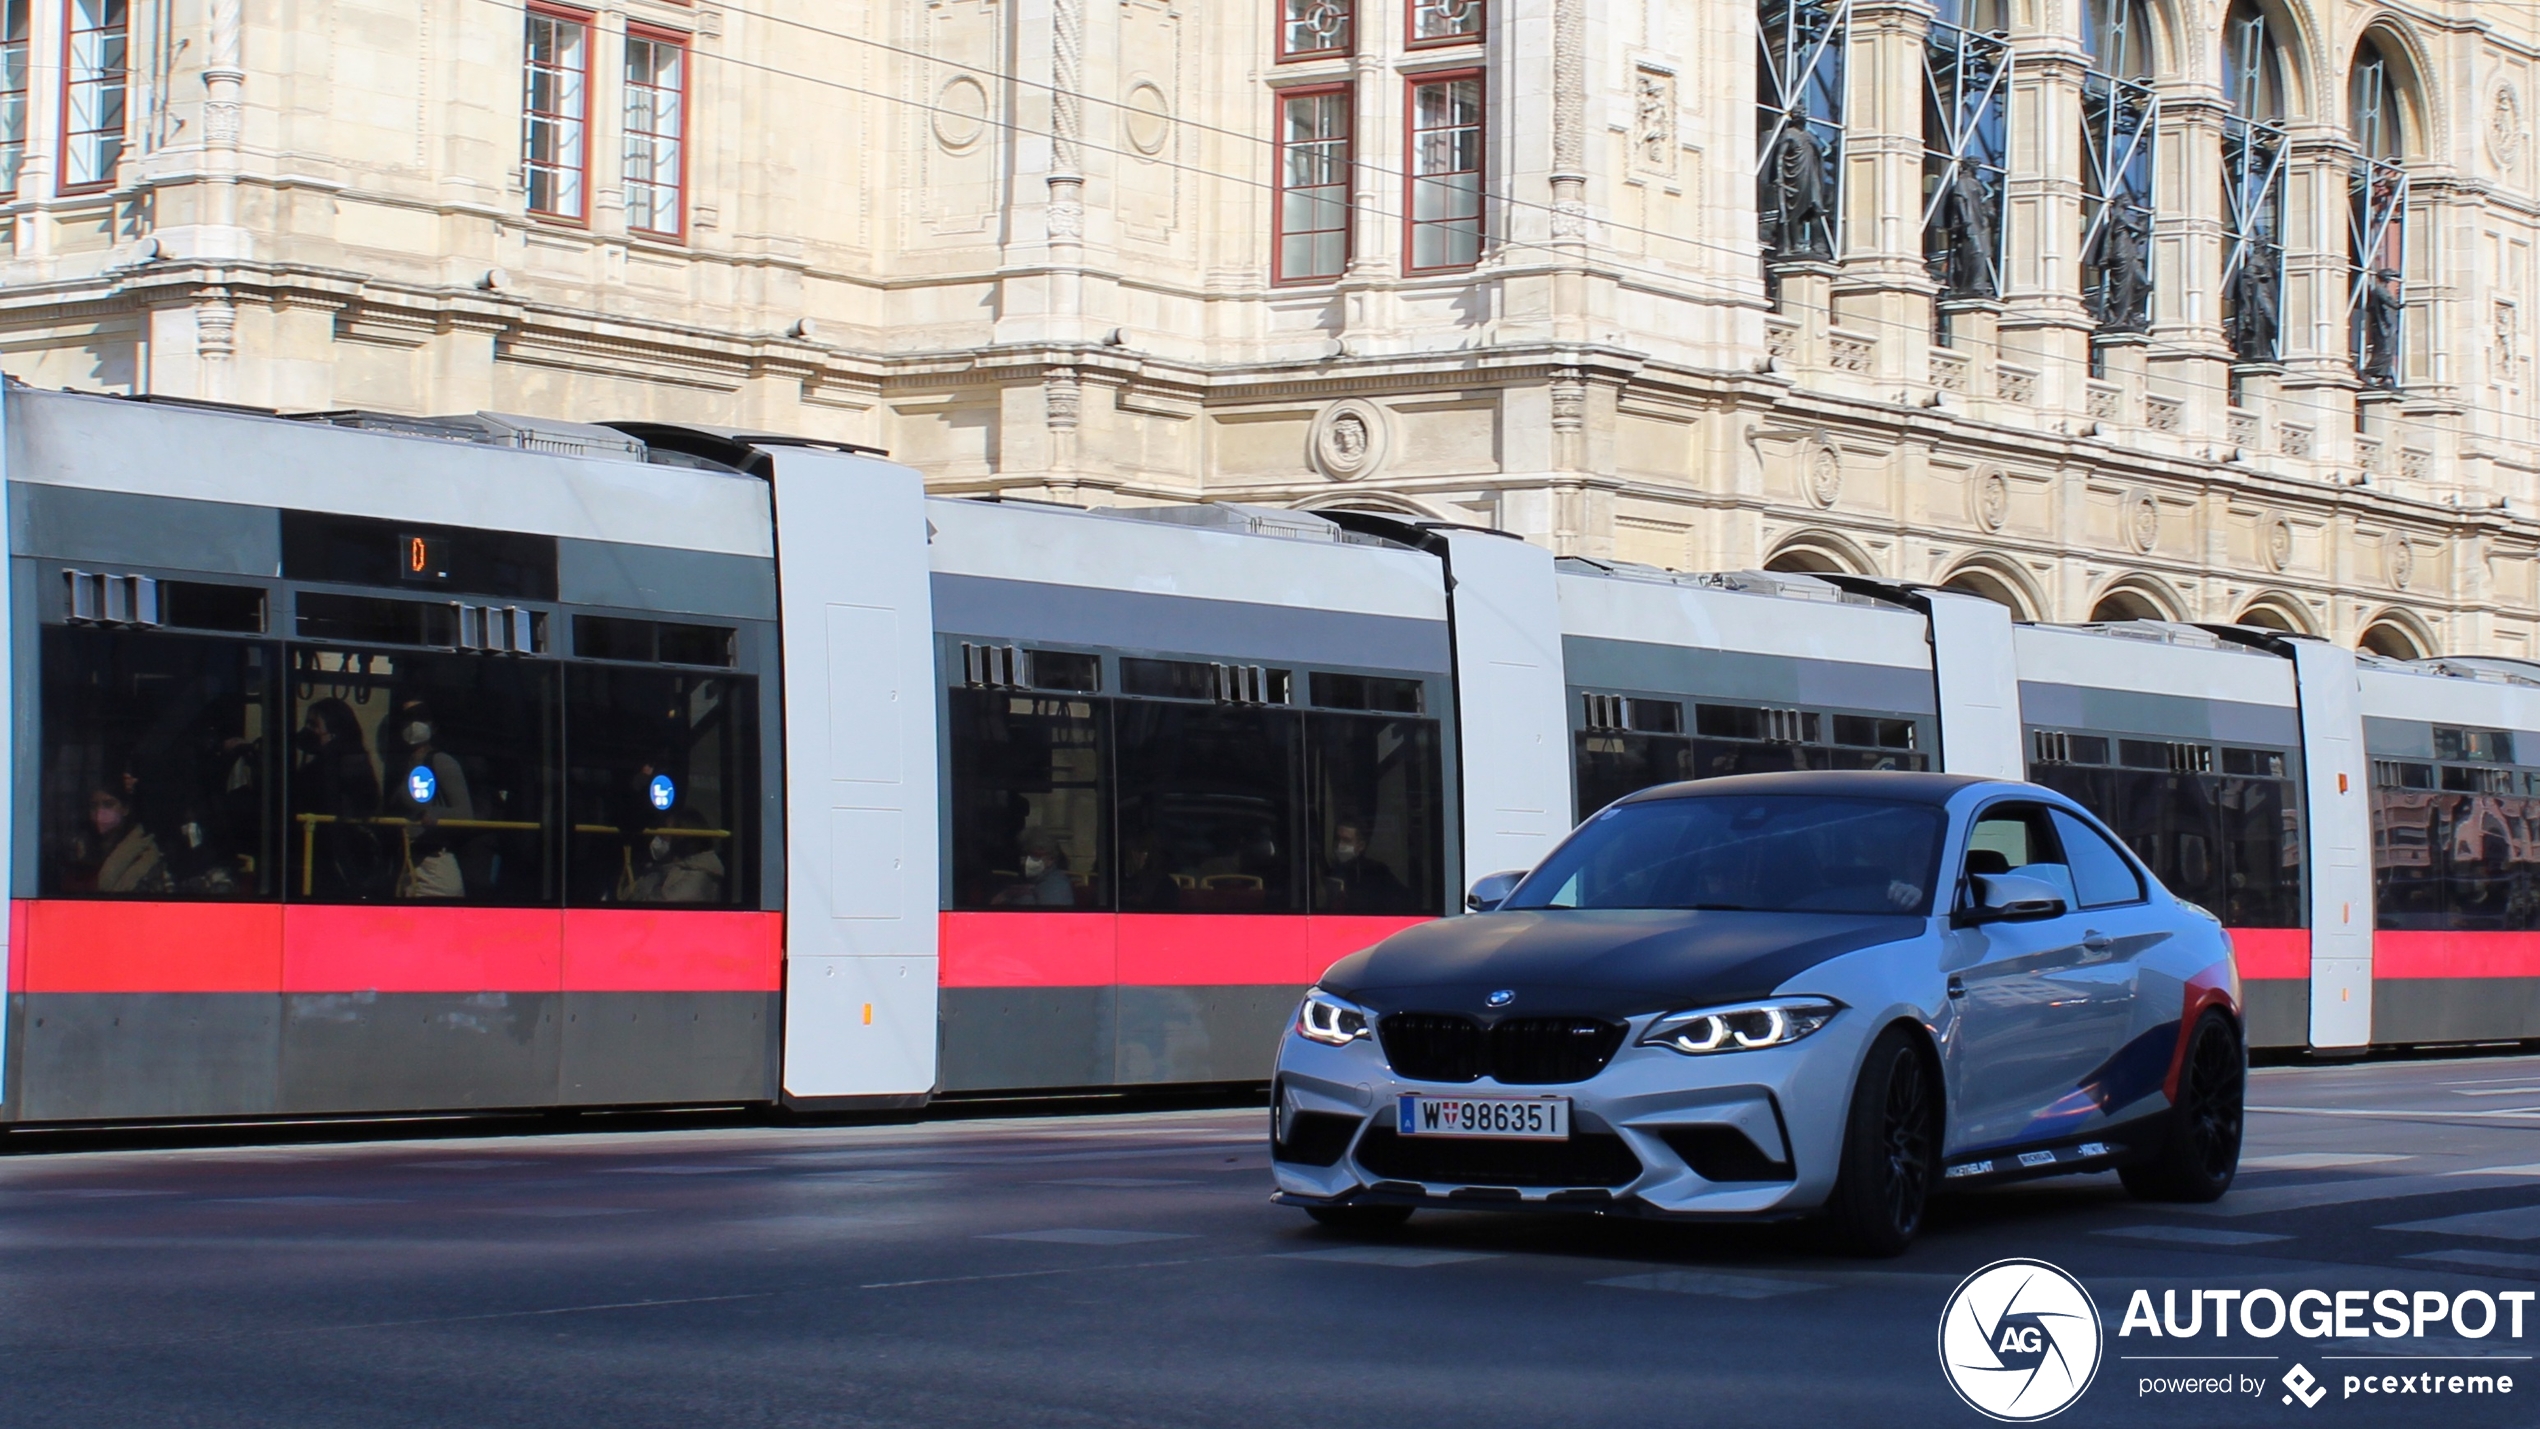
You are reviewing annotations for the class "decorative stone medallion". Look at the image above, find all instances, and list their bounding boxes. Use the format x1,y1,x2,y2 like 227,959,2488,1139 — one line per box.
1973,468,2009,532
934,74,990,152
2125,491,2160,554
1123,80,1172,157
2390,536,2416,591
1308,399,1389,481
2263,513,2293,573
1805,436,1842,508
2491,79,2525,170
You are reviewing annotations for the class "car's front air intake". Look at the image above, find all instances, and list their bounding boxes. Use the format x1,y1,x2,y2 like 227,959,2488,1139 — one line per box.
1377,1013,1627,1084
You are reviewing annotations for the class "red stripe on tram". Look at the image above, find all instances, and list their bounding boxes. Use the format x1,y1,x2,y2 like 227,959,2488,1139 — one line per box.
17,899,284,993
2228,927,2310,981
939,911,1435,989
282,905,562,993
563,909,782,992
2373,930,2540,980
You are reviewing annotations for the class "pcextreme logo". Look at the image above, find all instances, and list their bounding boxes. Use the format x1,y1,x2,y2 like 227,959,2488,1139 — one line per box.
1939,1258,2105,1421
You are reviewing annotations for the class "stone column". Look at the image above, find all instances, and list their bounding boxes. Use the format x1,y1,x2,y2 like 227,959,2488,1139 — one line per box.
1831,0,1938,385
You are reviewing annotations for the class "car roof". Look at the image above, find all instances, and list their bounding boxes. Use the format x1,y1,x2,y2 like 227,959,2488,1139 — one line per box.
1613,770,2000,808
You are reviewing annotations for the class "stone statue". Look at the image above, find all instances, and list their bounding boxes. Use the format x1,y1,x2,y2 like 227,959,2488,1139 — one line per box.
1936,163,1997,299
2229,251,2280,360
2362,268,2403,387
2089,205,2151,331
1764,103,1833,261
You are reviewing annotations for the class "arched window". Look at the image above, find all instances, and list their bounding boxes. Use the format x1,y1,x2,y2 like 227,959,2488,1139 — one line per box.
1922,0,2010,316
1758,0,1849,288
2081,0,2156,337
2350,38,2408,389
2221,2,2288,364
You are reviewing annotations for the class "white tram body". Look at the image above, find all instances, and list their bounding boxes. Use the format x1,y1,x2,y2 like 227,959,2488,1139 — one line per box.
0,385,2523,1123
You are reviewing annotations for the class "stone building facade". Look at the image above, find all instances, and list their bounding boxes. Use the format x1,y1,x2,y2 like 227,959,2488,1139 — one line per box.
0,0,2534,655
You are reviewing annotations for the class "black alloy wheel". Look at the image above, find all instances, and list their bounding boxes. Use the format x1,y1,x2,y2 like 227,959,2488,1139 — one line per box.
2120,1009,2244,1204
1826,1026,1939,1257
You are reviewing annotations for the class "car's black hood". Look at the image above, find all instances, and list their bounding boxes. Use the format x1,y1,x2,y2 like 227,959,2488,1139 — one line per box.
1317,909,1921,1020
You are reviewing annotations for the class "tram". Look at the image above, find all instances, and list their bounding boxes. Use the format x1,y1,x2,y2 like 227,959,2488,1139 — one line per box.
0,383,2532,1124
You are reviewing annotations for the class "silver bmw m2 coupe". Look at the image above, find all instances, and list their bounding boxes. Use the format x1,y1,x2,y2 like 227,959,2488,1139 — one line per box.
1270,771,2245,1255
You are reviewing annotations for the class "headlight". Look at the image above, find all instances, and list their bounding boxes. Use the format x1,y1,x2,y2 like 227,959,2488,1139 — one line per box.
1295,988,1374,1046
1638,998,1842,1055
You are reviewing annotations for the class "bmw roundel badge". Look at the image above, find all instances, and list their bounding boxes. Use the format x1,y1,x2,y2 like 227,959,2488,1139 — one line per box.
1486,989,1515,1008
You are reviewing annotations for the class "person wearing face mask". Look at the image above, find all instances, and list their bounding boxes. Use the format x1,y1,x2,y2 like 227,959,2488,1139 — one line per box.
388,698,473,899
627,810,725,904
1320,819,1410,913
991,830,1076,907
84,784,171,895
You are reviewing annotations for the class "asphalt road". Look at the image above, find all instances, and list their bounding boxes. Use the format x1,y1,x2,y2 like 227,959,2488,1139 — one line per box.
9,1057,2540,1428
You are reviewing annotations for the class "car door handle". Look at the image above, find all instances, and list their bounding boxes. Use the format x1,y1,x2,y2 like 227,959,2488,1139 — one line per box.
2081,932,2114,952
1947,975,1967,999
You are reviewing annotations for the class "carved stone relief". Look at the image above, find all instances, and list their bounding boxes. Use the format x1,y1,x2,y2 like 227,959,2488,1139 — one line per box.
1309,399,1390,481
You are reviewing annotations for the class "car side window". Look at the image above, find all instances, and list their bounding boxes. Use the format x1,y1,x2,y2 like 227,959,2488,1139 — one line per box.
1963,802,2074,908
2051,809,2145,908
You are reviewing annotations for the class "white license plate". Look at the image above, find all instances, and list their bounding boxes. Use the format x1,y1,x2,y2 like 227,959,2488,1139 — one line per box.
1397,1094,1570,1140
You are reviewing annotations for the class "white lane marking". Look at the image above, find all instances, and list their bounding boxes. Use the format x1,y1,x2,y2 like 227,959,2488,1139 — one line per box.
595,1166,756,1176
2382,1206,2540,1242
2240,1153,2410,1170
476,1208,653,1218
2406,1249,2540,1273
981,1229,1198,1246
2181,1173,2540,1217
2447,1164,2540,1177
1272,1247,1499,1268
211,1196,408,1206
1039,1178,1199,1189
2093,1225,2290,1247
2449,1086,2540,1097
1593,1271,1822,1300
401,1160,531,1170
2250,1105,2540,1121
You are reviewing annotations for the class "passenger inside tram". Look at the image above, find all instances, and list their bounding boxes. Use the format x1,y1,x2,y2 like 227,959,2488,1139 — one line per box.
387,698,473,899
293,696,384,900
82,784,169,896
1319,819,1411,913
990,829,1078,907
623,810,725,903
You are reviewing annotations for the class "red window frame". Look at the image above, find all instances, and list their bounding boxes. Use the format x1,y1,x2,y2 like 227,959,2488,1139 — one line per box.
1403,70,1485,276
1275,0,1352,63
57,0,126,196
622,23,689,241
1272,84,1353,286
0,0,29,199
522,3,593,224
1406,0,1486,50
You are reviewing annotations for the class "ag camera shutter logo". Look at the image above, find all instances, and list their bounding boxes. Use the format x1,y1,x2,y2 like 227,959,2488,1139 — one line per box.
1939,1258,2103,1421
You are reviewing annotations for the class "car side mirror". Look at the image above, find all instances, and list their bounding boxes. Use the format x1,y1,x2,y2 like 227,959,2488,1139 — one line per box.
1961,872,2067,925
1466,870,1528,912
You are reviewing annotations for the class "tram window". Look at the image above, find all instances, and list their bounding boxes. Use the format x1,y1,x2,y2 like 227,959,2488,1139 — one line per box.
1833,715,1916,750
1575,732,1693,820
1695,704,1819,744
1306,713,1444,915
284,647,559,904
282,511,558,601
1026,650,1102,693
563,666,758,908
298,592,460,649
39,628,280,899
2032,763,2302,927
1688,738,1817,779
945,688,1109,911
1114,701,1302,913
2434,727,2515,764
161,581,267,635
1626,698,1682,734
1121,657,1219,701
2221,746,2285,778
2441,765,2514,795
1308,672,1426,715
573,615,737,668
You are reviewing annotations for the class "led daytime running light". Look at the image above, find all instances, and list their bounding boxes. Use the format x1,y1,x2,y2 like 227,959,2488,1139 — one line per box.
1639,998,1841,1056
1296,988,1373,1046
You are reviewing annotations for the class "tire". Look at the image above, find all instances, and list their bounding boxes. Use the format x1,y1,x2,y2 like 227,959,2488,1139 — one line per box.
1305,1202,1414,1234
2120,1009,2244,1204
1823,1025,1941,1258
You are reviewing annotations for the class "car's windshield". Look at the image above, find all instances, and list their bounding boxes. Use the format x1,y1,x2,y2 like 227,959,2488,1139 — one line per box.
1504,794,1946,915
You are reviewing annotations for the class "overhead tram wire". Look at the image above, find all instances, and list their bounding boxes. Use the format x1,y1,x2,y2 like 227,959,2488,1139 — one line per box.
462,0,2540,466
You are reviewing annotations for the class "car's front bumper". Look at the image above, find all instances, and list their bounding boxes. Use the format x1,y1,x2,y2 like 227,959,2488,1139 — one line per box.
1269,1009,1880,1218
